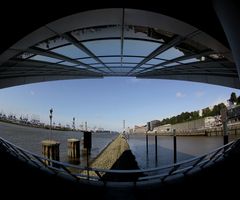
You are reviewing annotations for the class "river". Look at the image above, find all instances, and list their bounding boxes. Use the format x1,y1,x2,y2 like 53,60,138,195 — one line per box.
0,121,238,169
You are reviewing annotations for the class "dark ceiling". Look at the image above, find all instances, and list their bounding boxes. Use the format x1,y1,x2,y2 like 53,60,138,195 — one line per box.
0,1,231,54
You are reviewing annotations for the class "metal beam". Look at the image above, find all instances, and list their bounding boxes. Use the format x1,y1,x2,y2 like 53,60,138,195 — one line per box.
0,65,103,76
10,57,106,76
0,72,102,79
128,30,201,75
135,49,214,75
63,33,114,73
28,46,80,65
156,67,237,75
142,60,233,73
139,72,237,77
127,35,185,75
120,8,125,69
25,47,107,74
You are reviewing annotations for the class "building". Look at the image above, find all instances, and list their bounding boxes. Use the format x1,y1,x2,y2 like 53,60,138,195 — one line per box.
134,125,147,134
154,124,172,133
172,117,218,131
153,117,220,134
147,120,161,131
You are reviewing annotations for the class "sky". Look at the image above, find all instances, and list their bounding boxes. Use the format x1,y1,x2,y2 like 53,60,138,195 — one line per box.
0,77,239,131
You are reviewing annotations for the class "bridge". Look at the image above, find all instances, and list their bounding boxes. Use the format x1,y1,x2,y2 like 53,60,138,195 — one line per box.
1,0,240,199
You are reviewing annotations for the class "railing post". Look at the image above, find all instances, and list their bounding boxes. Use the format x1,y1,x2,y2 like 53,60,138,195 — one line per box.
155,134,158,167
173,129,177,164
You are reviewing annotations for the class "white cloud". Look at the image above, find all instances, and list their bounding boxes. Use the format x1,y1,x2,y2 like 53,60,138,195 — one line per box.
195,91,205,98
176,92,186,98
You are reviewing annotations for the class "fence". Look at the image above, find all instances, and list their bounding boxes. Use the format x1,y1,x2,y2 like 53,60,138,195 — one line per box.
0,136,238,186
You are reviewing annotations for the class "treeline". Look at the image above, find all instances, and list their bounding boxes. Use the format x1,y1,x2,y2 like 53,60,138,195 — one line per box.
159,102,226,125
159,92,240,126
229,92,240,105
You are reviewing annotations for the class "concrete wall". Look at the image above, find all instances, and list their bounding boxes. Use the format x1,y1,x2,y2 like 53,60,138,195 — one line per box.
172,118,205,131
154,124,172,133
134,126,147,134
82,134,130,176
153,117,218,134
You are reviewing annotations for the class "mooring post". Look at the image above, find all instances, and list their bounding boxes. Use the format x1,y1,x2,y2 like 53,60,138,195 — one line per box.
67,138,80,164
223,121,228,145
173,129,177,164
42,140,60,167
146,133,149,155
220,107,228,145
155,134,158,167
83,131,92,179
145,132,149,168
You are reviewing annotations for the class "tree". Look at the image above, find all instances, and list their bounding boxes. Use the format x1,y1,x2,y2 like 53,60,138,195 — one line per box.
229,92,237,104
237,96,240,105
191,111,199,120
202,107,211,117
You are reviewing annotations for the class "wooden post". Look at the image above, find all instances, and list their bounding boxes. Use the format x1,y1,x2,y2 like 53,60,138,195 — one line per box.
67,138,80,164
220,107,228,145
83,131,92,151
83,131,92,178
173,129,177,164
155,134,158,167
146,133,149,156
145,133,149,168
42,140,60,167
223,121,228,145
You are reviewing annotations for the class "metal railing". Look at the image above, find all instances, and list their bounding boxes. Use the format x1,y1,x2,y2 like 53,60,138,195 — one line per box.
0,136,238,186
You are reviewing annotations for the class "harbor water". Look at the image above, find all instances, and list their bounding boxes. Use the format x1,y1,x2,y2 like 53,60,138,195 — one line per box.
0,121,238,169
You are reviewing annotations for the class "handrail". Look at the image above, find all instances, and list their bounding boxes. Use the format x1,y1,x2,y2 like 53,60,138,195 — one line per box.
0,136,238,185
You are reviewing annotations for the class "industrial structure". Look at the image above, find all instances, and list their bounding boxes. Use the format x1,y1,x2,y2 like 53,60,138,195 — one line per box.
0,6,239,89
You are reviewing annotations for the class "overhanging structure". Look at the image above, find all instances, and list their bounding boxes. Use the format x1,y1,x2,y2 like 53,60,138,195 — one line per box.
0,6,239,89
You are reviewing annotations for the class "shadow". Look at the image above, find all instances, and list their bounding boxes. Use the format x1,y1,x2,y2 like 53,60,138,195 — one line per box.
130,142,195,168
68,157,80,165
102,150,145,182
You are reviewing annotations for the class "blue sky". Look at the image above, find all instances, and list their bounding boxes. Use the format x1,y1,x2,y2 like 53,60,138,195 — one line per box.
0,77,239,131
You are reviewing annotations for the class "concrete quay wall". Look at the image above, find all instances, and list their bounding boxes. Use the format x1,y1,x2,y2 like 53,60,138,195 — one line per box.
90,134,129,169
82,134,130,177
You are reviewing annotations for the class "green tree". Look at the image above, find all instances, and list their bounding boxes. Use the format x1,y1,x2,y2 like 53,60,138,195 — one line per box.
211,105,219,116
237,96,240,105
191,111,199,120
229,92,237,104
202,107,211,117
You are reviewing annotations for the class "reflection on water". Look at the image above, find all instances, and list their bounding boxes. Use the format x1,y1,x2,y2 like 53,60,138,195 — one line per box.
0,121,239,169
128,134,239,169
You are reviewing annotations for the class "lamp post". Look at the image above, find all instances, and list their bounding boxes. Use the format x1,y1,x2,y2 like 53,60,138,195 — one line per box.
49,108,53,141
72,117,75,131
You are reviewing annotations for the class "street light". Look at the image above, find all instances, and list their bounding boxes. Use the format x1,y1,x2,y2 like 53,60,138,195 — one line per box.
49,108,53,141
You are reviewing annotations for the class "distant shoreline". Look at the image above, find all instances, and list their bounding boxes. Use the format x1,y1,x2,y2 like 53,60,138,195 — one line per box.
0,119,75,132
132,123,240,136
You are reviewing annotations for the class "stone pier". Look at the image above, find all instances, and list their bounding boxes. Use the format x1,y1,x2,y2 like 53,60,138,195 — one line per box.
67,138,80,164
41,140,60,166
